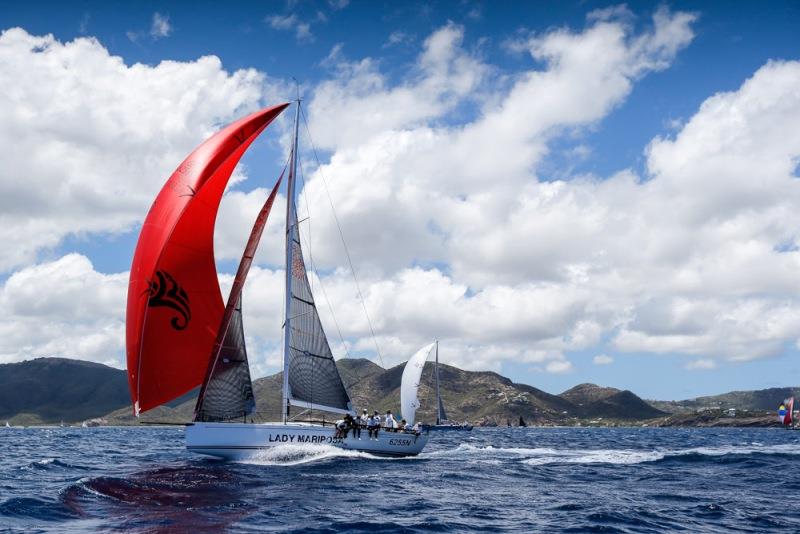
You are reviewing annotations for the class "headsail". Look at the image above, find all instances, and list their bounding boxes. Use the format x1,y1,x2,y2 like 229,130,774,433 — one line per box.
126,103,289,415
400,342,436,425
194,173,284,422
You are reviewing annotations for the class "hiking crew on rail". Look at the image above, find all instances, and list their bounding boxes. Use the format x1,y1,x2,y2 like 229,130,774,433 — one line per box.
333,409,421,440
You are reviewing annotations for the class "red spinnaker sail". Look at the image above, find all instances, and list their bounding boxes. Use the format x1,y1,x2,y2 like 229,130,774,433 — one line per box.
126,103,289,415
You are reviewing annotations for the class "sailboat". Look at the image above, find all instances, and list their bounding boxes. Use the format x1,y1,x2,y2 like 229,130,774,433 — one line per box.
778,397,794,428
126,101,428,460
401,341,472,431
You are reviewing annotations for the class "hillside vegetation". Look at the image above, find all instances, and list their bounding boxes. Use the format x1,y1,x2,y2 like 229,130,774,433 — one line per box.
2,357,792,427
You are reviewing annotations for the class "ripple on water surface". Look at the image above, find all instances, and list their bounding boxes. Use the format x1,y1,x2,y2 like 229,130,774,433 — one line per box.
1,426,799,532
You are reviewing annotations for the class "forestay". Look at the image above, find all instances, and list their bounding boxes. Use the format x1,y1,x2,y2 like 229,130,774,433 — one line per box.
400,342,436,425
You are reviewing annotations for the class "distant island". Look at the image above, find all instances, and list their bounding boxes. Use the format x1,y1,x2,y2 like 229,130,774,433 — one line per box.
0,357,794,428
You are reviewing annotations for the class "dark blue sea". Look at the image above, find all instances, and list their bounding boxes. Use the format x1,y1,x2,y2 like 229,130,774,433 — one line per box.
1,426,799,533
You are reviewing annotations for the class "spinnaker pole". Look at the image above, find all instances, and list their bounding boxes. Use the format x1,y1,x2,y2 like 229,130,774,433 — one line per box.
282,99,301,424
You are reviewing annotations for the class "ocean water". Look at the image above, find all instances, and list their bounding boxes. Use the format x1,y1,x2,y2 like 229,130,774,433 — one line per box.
1,426,799,533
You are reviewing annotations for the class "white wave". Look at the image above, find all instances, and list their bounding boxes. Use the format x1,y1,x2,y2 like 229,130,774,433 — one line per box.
19,457,57,470
426,442,800,466
523,449,665,466
238,443,384,466
74,476,110,499
523,443,800,466
678,443,800,457
423,443,560,458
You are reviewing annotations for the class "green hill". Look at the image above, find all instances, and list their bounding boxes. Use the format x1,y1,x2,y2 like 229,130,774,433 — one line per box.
650,387,800,414
8,357,790,426
0,357,130,424
560,383,666,420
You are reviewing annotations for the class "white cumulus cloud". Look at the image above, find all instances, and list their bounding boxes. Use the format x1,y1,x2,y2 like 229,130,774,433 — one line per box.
0,254,126,367
593,354,614,365
5,8,800,379
0,27,280,272
685,359,716,371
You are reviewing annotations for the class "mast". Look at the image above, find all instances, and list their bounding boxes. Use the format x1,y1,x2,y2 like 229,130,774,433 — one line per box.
282,99,301,424
435,340,441,425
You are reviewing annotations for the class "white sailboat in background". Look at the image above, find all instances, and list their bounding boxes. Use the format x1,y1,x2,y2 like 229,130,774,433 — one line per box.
401,341,473,431
126,100,428,460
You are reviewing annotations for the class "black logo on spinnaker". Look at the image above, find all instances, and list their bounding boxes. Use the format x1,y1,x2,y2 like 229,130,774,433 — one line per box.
147,270,191,330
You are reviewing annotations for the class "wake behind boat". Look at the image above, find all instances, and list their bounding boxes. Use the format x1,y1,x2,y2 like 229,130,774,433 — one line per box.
126,101,428,460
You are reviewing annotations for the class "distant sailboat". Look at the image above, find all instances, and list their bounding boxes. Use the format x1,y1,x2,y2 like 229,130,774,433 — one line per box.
778,397,794,427
126,101,428,460
400,341,472,431
4,421,9,428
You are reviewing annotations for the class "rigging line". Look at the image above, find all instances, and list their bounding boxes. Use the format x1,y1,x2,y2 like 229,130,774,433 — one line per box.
299,105,385,369
296,156,352,360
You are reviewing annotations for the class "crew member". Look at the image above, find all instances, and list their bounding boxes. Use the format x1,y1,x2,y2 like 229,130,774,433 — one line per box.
354,409,367,439
385,410,396,431
334,417,347,438
369,410,381,440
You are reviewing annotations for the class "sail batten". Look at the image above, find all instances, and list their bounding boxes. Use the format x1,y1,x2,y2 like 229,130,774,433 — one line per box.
289,399,353,415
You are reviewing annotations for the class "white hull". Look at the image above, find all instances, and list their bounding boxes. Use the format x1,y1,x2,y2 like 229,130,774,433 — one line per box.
186,422,429,460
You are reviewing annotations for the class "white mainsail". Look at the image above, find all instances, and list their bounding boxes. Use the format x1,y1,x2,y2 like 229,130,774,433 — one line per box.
400,342,436,424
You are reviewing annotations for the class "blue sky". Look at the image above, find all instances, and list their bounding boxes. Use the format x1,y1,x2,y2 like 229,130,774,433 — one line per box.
1,1,799,400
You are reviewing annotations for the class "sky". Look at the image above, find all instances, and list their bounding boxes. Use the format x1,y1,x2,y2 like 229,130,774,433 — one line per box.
0,0,799,400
